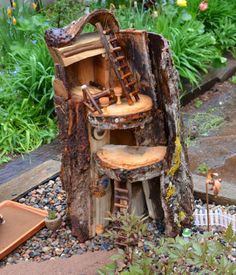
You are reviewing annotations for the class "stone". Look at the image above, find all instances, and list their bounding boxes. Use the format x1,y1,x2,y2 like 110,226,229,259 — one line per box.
42,246,51,253
7,257,15,264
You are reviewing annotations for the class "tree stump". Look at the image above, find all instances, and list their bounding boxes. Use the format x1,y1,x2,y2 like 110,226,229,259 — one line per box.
45,10,194,240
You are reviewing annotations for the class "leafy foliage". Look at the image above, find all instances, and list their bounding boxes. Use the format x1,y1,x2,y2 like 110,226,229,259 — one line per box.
155,5,219,86
0,6,57,163
99,217,236,274
1,0,236,162
47,210,57,220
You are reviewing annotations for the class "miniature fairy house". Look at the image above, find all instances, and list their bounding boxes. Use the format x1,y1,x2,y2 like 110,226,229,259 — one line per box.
45,9,194,242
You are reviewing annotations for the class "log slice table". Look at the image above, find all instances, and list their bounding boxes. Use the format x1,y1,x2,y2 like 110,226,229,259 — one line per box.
94,144,167,182
88,94,153,130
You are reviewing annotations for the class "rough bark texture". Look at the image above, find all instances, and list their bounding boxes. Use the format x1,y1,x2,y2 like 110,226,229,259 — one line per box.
118,30,166,220
45,9,119,48
54,96,91,242
148,33,194,236
46,10,194,239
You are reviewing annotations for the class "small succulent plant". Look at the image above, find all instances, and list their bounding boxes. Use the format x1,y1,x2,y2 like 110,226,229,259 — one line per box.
47,210,57,220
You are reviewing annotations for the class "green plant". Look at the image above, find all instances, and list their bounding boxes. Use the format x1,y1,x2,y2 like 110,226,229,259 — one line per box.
212,17,236,52
99,225,236,274
47,210,57,220
231,76,236,85
0,8,57,164
45,0,87,27
187,112,224,137
197,162,209,174
104,211,148,263
155,5,220,87
194,98,203,109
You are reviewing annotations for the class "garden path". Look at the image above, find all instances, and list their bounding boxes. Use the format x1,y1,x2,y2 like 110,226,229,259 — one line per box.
182,77,236,202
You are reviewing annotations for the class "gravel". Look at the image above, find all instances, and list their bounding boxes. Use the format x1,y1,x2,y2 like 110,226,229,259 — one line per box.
0,178,235,267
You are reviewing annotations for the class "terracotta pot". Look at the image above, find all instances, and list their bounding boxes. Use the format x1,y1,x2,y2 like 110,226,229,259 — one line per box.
45,215,61,231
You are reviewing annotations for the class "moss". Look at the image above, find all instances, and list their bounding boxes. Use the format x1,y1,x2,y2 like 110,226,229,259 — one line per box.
178,211,186,222
166,184,176,201
167,136,182,176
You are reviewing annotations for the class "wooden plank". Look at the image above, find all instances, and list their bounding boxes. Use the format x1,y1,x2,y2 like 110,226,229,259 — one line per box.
88,126,111,237
128,182,146,216
142,180,157,219
193,174,236,205
0,160,60,202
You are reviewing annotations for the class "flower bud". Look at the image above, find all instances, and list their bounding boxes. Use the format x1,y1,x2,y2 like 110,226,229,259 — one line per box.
12,16,16,25
7,7,12,17
199,1,208,11
176,0,187,7
32,2,37,10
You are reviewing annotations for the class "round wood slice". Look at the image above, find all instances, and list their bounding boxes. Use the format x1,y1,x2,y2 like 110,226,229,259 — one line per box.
96,145,166,170
94,145,167,182
93,94,152,117
88,94,153,130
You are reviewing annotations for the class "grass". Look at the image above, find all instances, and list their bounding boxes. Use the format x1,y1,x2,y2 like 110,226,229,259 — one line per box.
1,0,236,163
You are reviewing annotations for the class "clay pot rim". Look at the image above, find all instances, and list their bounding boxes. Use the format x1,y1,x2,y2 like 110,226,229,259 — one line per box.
45,214,61,223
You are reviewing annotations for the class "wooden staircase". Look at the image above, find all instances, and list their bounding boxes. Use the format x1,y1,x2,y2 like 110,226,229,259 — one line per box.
96,22,140,105
114,180,129,211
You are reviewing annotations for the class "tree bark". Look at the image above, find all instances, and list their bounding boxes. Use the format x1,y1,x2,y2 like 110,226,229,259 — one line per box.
54,95,92,242
148,33,194,236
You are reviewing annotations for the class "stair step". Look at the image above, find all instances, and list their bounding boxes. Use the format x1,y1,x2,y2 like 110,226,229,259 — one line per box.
122,72,132,79
126,80,136,87
115,195,129,201
114,187,129,193
114,203,128,208
130,89,139,94
116,56,125,61
112,46,122,52
118,64,128,71
109,37,117,43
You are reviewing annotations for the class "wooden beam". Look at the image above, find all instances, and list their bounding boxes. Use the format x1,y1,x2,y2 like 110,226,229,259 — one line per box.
0,160,60,202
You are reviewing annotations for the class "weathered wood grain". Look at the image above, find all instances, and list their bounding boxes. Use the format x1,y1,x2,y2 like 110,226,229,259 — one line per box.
0,160,60,202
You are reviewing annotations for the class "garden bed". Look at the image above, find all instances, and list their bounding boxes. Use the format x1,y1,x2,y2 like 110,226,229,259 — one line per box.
0,176,235,271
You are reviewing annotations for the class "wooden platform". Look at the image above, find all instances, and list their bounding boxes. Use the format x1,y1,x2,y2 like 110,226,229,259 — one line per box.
93,94,152,117
96,145,166,170
88,94,154,130
53,32,106,66
0,160,60,202
95,145,166,182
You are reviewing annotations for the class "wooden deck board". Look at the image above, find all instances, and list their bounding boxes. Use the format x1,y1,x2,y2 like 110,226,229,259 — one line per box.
0,160,60,202
0,140,61,185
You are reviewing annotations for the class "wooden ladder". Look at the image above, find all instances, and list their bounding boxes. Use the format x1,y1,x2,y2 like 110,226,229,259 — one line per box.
96,23,140,105
114,180,129,212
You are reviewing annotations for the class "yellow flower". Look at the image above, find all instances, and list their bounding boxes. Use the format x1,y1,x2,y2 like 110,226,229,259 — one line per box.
13,1,16,8
7,7,12,17
32,2,37,10
176,0,187,7
12,16,17,25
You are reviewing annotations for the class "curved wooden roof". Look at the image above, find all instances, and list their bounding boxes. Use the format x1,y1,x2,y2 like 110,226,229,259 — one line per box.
45,9,119,48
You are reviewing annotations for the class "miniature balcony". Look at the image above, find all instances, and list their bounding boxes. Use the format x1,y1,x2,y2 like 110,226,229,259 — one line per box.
87,93,153,130
94,144,167,182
